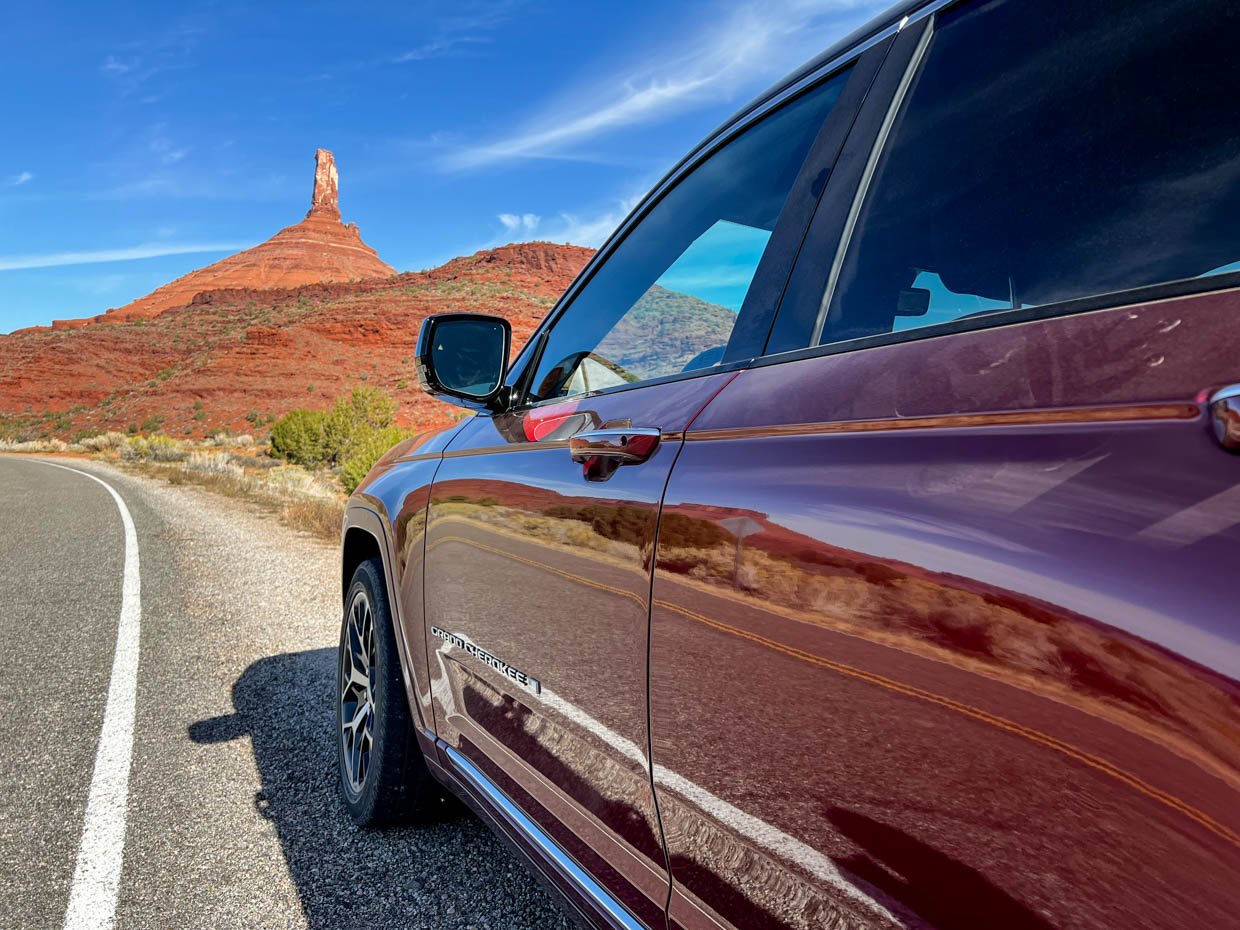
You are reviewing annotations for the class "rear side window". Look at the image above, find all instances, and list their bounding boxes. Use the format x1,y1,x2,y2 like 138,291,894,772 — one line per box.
524,68,850,403
815,0,1240,347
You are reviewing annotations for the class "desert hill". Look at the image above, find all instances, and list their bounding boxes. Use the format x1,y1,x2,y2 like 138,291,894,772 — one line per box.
598,283,737,378
32,149,394,331
0,145,740,440
0,241,593,438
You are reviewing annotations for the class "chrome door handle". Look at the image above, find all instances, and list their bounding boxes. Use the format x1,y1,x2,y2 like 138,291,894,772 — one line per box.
570,427,661,465
1210,384,1240,452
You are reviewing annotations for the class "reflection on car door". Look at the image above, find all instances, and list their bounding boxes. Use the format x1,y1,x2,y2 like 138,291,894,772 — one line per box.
648,1,1240,927
423,61,866,928
651,293,1240,930
426,379,727,927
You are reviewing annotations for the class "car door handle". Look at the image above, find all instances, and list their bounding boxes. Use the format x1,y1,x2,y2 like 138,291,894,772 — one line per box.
570,427,661,467
1210,384,1240,452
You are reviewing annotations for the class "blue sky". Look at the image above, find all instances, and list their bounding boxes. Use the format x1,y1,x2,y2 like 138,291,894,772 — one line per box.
0,0,888,332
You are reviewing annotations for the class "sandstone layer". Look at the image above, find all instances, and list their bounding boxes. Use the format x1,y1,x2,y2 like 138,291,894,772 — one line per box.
0,243,594,438
42,149,395,330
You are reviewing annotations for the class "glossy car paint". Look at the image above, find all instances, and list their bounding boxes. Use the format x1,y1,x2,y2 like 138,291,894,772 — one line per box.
339,0,1240,926
420,374,735,928
348,424,466,749
649,289,1240,930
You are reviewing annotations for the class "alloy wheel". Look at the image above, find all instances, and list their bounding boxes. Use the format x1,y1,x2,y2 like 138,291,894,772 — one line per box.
340,588,377,797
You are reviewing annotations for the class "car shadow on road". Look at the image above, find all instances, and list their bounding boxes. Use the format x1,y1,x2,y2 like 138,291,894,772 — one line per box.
189,648,574,930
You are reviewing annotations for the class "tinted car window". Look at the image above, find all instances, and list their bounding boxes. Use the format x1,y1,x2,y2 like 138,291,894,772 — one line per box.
816,0,1240,347
526,69,850,403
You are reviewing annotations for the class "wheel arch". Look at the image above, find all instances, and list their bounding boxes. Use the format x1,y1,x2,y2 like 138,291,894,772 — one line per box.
341,503,437,745
342,524,384,605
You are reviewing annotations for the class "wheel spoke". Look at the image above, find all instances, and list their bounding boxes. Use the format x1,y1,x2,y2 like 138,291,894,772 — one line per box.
340,588,380,795
351,699,370,732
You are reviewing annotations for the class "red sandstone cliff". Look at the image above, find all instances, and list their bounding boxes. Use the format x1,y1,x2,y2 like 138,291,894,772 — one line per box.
0,241,594,438
0,147,596,438
47,149,395,330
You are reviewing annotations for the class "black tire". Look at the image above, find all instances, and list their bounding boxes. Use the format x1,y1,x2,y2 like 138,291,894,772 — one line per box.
337,557,436,826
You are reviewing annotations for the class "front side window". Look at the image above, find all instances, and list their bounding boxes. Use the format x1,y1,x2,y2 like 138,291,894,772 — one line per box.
526,68,851,403
817,0,1240,347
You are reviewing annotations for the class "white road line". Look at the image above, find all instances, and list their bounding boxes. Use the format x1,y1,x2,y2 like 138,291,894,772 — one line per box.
37,461,142,930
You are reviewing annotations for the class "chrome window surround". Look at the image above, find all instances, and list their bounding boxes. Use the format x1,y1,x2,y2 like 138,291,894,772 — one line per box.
810,18,935,346
503,0,960,396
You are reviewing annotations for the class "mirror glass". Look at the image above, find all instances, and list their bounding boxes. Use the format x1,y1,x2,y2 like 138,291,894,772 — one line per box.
430,318,506,398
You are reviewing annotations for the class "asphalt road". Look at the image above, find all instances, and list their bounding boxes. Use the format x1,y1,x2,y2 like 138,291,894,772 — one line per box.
0,456,574,930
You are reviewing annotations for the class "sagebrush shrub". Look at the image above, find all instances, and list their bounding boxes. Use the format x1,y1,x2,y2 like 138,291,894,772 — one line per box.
271,386,407,488
269,408,330,466
340,425,408,493
122,434,187,462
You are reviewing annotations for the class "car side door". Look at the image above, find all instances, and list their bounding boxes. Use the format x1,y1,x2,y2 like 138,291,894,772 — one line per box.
421,57,881,930
649,2,1240,929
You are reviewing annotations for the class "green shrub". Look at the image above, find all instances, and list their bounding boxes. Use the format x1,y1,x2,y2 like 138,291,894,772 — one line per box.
272,387,405,487
269,408,330,467
340,425,408,493
323,386,396,463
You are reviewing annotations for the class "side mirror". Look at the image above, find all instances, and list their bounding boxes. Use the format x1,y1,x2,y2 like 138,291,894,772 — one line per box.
415,313,512,410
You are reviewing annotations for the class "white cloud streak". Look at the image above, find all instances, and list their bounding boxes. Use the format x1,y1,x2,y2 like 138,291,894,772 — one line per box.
497,212,541,234
391,35,487,63
444,0,882,169
496,194,644,248
7,171,34,186
0,242,251,272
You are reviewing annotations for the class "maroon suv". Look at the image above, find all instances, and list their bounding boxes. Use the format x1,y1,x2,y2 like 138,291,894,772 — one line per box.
337,1,1240,927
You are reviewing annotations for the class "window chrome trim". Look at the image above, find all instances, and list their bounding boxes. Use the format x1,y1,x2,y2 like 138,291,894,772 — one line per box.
440,742,645,930
751,272,1240,372
810,18,935,346
503,0,959,396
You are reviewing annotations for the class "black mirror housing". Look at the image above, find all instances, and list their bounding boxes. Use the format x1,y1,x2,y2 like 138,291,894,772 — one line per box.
415,313,512,411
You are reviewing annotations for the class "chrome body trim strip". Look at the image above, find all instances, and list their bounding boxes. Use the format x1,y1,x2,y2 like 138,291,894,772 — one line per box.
439,742,645,930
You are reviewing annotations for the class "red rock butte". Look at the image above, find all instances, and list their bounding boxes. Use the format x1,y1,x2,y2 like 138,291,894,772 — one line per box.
56,149,395,329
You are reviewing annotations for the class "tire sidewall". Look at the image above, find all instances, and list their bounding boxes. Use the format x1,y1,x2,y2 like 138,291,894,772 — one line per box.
336,557,409,822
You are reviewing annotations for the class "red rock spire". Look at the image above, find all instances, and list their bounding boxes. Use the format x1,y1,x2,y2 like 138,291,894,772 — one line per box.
308,148,340,220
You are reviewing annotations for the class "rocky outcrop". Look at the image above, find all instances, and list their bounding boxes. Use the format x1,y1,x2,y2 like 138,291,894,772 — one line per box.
308,147,341,219
40,149,395,330
0,243,593,439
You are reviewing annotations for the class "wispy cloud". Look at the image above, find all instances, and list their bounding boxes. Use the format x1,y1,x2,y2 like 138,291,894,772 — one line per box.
497,212,540,235
101,54,133,76
99,21,206,95
0,242,251,272
496,193,644,248
375,3,521,67
7,171,34,186
390,34,488,64
444,0,880,170
148,124,190,165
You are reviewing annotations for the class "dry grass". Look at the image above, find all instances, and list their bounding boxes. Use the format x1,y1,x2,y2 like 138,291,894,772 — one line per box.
1,430,348,541
0,431,344,541
136,457,345,540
